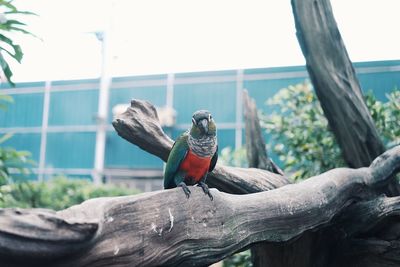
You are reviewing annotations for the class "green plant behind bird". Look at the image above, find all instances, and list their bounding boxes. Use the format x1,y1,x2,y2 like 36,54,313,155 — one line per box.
220,84,399,181
0,94,35,185
261,82,399,180
0,0,37,85
0,176,140,210
261,82,345,180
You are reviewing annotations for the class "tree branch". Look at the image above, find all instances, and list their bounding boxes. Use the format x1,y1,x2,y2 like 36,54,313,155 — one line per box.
0,208,98,264
0,146,399,266
243,90,284,175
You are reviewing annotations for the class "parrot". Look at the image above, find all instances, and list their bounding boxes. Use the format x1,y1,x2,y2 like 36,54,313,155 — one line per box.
164,110,218,200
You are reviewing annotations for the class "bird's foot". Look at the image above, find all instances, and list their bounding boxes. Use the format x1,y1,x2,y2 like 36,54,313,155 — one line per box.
178,182,191,199
198,182,213,201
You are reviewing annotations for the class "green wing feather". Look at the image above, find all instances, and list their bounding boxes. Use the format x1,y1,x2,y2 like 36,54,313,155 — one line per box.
208,145,218,172
164,132,189,189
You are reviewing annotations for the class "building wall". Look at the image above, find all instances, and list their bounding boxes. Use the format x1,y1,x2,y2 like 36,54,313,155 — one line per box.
0,60,399,190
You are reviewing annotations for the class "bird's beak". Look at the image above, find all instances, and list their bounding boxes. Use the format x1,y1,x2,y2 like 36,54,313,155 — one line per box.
199,119,209,134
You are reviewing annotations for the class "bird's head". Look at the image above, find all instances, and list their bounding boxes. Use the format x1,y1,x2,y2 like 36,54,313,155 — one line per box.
190,110,217,138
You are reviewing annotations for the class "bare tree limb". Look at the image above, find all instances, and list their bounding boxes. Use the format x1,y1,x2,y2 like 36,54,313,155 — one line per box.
0,208,98,264
243,90,284,176
112,99,173,162
0,146,399,266
112,99,291,194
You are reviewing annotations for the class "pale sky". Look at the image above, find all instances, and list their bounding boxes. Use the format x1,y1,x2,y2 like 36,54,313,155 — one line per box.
7,0,400,82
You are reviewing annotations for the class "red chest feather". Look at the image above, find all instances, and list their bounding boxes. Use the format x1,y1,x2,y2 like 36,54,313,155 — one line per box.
180,150,211,184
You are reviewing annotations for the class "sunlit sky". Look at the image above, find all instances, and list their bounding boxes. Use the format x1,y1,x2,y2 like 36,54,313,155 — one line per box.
7,0,400,82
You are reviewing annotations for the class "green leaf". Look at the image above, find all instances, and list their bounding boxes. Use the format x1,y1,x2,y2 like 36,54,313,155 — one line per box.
0,1,17,12
15,150,31,158
0,93,13,102
4,10,38,16
4,19,27,27
0,2,38,86
0,33,23,62
0,52,14,85
0,133,13,144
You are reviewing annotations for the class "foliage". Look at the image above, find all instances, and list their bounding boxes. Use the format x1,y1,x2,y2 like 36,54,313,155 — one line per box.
0,94,35,185
223,250,252,267
261,82,400,180
0,92,13,109
364,89,400,148
0,0,36,84
261,82,345,180
0,140,35,186
219,146,248,168
220,83,399,182
0,176,140,210
0,1,37,181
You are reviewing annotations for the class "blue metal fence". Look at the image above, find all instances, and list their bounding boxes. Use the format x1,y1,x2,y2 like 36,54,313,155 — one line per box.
0,60,399,185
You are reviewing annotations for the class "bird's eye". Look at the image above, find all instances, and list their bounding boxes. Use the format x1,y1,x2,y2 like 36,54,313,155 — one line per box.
192,118,196,124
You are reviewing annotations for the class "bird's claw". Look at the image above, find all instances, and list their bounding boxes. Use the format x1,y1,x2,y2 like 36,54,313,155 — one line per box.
178,182,191,198
199,182,213,201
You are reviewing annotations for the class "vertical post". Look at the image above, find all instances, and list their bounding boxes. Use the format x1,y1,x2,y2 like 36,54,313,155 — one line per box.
166,73,174,108
93,0,115,184
162,73,175,177
235,69,244,149
38,80,51,182
165,73,175,136
93,31,113,184
93,31,111,184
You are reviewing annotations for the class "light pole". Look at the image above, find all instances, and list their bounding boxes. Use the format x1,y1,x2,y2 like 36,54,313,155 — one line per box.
92,30,112,185
92,0,115,186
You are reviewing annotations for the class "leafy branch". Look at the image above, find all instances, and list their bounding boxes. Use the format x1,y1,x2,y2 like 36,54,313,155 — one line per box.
0,0,37,85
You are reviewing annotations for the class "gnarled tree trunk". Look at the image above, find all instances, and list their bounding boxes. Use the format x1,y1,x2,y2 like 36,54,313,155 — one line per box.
291,0,397,182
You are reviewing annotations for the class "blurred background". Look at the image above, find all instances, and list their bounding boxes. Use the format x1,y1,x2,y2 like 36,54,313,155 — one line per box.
0,0,399,201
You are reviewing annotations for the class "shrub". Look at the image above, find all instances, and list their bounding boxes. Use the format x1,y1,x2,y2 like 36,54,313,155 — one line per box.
261,82,399,180
223,250,252,267
219,147,247,168
0,94,35,185
0,176,140,210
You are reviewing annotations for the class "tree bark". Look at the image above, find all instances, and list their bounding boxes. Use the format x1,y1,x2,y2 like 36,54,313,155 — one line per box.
289,2,400,264
243,90,284,176
0,145,399,267
291,0,387,169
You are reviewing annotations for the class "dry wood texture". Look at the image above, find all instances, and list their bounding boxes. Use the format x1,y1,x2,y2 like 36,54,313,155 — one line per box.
0,145,399,266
